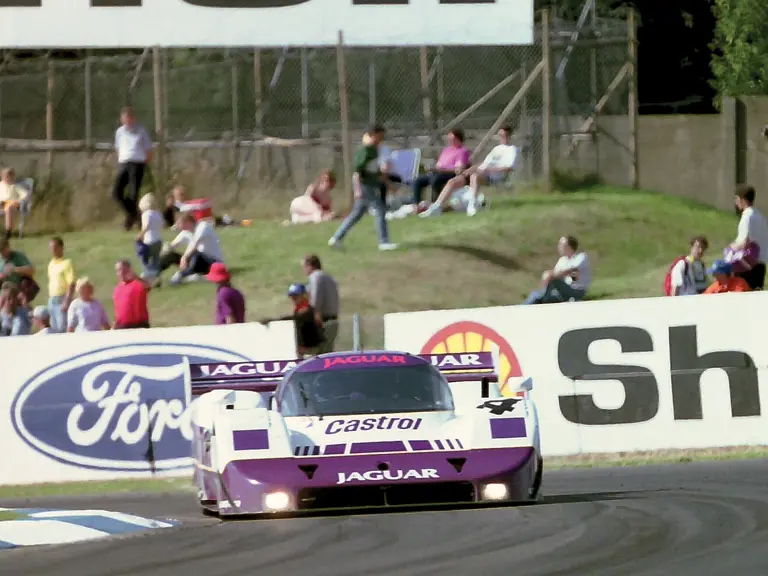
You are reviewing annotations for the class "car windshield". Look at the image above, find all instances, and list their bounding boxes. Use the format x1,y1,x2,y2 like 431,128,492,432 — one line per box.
279,364,454,417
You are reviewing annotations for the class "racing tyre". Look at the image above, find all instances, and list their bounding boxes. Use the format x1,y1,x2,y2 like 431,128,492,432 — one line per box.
529,455,543,501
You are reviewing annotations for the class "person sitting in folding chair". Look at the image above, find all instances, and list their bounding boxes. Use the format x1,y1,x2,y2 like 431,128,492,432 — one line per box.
0,168,30,239
421,126,518,218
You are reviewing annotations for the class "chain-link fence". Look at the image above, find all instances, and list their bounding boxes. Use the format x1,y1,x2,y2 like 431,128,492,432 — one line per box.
0,7,633,225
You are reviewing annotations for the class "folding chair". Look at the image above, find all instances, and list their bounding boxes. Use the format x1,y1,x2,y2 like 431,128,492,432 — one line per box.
0,178,34,239
387,148,421,186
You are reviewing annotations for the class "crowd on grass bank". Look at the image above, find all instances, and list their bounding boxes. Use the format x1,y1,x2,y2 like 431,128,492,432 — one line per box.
0,106,764,344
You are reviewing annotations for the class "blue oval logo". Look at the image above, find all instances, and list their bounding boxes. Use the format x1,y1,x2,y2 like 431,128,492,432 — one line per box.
10,343,249,472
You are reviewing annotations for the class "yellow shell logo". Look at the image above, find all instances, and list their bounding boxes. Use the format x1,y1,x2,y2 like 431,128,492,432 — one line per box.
421,321,523,397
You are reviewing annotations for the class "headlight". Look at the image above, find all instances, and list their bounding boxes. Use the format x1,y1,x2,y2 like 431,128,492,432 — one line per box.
263,491,292,512
481,483,509,501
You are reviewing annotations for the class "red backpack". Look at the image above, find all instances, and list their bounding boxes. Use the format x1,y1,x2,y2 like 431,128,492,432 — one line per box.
663,256,689,296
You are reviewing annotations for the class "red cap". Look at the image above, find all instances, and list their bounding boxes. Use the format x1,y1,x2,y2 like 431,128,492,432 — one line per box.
206,262,230,283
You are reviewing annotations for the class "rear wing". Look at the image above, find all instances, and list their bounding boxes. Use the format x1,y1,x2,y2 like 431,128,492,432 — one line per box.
186,352,498,397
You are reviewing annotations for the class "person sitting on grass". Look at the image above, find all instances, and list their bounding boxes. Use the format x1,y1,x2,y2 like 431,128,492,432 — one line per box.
1,283,30,336
286,170,337,225
206,262,246,325
523,235,591,305
703,260,751,294
421,126,518,218
0,167,30,239
32,305,52,335
163,185,245,229
161,213,224,285
259,283,325,358
668,235,710,296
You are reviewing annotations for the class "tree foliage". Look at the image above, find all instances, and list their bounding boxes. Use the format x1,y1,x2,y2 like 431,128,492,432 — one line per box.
711,0,768,99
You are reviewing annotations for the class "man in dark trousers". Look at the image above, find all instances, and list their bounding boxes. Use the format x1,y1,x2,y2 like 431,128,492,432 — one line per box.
113,106,154,231
260,283,324,358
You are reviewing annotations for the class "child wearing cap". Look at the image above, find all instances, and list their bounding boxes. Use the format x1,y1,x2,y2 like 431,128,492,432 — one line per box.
206,262,245,325
260,283,324,356
32,305,51,334
704,260,751,294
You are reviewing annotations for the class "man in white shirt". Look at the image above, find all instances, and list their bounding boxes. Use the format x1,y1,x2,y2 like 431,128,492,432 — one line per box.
112,106,153,231
669,235,709,296
523,236,592,304
161,214,224,285
420,126,518,218
731,184,768,289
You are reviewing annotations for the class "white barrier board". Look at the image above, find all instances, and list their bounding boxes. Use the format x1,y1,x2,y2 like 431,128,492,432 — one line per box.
384,292,768,456
0,0,534,48
1,322,296,485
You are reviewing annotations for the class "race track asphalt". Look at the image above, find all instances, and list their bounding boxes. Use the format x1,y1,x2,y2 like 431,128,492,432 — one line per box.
3,459,768,576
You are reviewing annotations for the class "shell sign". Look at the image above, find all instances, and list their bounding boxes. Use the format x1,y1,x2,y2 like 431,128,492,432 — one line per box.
420,321,524,397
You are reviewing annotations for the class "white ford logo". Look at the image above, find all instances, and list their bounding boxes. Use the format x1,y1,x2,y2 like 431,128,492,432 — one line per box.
11,343,248,472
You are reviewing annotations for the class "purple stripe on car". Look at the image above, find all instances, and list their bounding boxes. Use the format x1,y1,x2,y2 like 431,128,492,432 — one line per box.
312,446,320,456
455,438,464,449
350,441,407,454
409,440,432,451
490,418,527,439
434,440,444,450
293,446,300,456
233,429,269,451
302,446,310,456
445,439,454,450
324,444,346,455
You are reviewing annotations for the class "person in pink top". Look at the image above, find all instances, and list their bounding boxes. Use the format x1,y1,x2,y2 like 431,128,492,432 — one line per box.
410,129,470,212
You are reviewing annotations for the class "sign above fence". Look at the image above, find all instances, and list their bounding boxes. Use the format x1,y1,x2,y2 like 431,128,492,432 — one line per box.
0,0,534,48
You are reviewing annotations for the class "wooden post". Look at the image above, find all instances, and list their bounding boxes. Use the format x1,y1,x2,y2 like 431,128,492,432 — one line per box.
162,48,169,145
368,53,376,125
628,7,638,189
152,46,165,193
300,48,310,139
336,31,353,207
253,48,263,178
46,57,54,171
231,52,240,164
84,52,92,149
590,2,599,176
436,47,444,127
419,46,433,136
542,7,553,192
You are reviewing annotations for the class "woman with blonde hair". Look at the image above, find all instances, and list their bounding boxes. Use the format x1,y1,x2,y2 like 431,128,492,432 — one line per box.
286,170,337,225
66,277,111,333
0,167,30,239
136,193,163,283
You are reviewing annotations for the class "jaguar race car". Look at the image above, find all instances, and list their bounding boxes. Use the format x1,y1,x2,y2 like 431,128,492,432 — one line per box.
186,350,542,517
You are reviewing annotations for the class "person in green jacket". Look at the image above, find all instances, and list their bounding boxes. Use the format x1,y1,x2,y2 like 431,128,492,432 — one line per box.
328,125,398,251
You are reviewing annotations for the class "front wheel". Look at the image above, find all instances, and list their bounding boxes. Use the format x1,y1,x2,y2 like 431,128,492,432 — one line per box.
529,455,543,500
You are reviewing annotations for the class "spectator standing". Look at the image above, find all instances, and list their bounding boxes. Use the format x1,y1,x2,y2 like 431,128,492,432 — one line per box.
328,125,397,251
1,284,30,336
730,184,768,290
668,236,709,296
113,106,153,231
113,260,150,329
32,305,52,334
302,253,339,353
161,214,224,285
523,236,592,305
260,283,324,358
67,277,111,333
136,193,164,283
411,129,470,212
206,262,246,325
0,167,30,239
704,260,751,294
47,236,75,333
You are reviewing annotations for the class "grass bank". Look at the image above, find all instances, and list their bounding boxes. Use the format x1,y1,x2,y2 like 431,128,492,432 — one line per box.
14,186,736,346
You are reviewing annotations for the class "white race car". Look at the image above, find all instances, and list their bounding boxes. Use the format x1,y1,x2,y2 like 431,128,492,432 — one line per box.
187,350,541,517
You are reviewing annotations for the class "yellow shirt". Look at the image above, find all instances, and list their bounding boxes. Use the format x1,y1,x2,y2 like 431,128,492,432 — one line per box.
0,182,29,205
48,257,75,298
